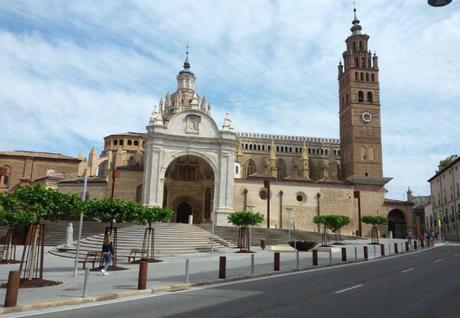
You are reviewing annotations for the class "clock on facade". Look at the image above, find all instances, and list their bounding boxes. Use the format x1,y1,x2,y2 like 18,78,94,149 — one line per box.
361,112,372,123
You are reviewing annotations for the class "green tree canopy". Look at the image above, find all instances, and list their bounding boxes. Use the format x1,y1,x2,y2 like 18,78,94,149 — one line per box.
84,198,143,226
139,207,173,227
361,215,388,225
437,155,458,172
0,185,82,225
228,211,264,227
314,215,350,233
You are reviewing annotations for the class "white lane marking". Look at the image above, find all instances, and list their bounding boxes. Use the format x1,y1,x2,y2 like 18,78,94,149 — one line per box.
454,253,459,257
334,284,364,294
400,268,415,273
434,259,443,263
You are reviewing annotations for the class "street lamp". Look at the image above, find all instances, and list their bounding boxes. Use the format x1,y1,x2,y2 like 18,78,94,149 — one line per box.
286,207,294,242
246,205,255,248
428,0,452,6
73,168,88,277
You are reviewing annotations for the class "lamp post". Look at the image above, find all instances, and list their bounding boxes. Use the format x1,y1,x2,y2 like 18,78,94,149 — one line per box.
316,193,321,233
286,207,294,242
354,191,362,236
263,180,271,228
247,205,255,248
73,169,88,277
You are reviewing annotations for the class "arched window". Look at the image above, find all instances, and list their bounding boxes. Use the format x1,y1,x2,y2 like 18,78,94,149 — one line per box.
245,144,248,150
0,166,11,188
257,145,261,151
134,140,139,146
277,159,287,181
361,57,366,68
367,147,375,161
346,94,349,104
359,41,363,50
355,72,358,80
371,74,375,82
352,42,356,52
119,139,124,146
246,159,256,178
114,140,118,145
355,57,359,67
367,91,373,103
249,144,253,150
276,146,279,152
361,146,367,160
127,140,132,146
358,91,364,102
360,72,364,81
262,145,265,151
366,73,369,81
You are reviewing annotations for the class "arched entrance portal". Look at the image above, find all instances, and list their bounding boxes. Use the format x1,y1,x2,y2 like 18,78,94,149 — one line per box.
176,202,192,223
388,209,407,238
164,155,214,224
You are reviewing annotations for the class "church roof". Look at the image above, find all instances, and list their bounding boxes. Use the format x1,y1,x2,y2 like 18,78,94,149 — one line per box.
0,150,80,161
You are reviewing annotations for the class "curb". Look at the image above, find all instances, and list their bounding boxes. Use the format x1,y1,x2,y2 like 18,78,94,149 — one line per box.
0,244,438,315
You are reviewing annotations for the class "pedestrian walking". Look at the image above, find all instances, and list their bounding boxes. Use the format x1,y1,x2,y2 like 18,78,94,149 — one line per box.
406,230,412,245
101,234,113,276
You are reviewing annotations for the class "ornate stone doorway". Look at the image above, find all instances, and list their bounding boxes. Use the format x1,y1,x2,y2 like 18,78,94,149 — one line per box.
388,209,407,238
176,202,192,223
163,155,214,224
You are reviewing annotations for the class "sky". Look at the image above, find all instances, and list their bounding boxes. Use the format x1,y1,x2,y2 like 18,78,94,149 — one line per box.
0,0,459,200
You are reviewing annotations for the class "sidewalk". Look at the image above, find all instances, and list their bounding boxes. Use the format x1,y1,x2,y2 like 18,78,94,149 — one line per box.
0,238,428,314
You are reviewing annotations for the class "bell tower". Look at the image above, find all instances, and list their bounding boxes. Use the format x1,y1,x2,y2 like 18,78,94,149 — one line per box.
338,8,383,180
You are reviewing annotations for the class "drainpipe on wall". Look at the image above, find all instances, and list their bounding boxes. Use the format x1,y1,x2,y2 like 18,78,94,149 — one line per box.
279,190,283,229
316,193,321,233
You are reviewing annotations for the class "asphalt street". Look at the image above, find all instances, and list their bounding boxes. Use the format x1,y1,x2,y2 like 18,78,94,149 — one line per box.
16,245,460,318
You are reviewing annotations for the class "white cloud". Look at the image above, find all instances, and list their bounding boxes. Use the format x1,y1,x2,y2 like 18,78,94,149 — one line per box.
0,0,458,199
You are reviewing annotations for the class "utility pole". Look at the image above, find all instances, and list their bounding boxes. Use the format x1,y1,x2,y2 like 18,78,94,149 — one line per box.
73,169,88,277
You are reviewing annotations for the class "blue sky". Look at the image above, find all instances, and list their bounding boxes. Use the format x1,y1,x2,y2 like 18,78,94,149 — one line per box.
0,1,459,200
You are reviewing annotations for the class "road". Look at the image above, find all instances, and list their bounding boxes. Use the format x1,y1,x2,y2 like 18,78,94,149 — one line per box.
17,245,460,318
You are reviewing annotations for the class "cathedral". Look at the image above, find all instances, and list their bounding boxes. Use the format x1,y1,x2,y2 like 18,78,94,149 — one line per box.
0,10,415,238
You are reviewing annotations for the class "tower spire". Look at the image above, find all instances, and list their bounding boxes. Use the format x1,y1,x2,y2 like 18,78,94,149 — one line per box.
350,3,362,35
183,42,190,70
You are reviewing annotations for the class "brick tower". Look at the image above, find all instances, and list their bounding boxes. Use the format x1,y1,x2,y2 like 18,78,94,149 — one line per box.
338,8,383,181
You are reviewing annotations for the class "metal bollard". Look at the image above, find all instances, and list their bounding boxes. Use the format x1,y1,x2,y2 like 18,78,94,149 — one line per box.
296,250,300,270
329,249,332,265
394,243,399,254
82,267,90,297
363,246,368,260
274,252,280,271
312,250,318,266
4,271,20,307
380,244,385,256
185,258,190,283
138,261,148,290
413,240,418,250
341,247,347,262
354,246,358,261
260,239,266,250
251,254,255,275
373,245,377,258
219,256,226,279
405,242,409,252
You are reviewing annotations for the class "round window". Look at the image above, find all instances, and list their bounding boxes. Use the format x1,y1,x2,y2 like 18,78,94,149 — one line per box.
295,192,307,203
296,195,303,202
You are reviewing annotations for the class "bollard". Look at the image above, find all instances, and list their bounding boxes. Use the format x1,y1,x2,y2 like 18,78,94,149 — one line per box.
341,247,347,262
394,243,399,254
380,244,385,256
363,246,368,260
296,251,300,270
373,245,377,258
274,252,280,271
354,246,358,261
405,242,409,252
329,250,332,265
260,239,266,250
82,267,90,297
413,240,418,250
4,271,20,307
421,240,425,248
312,250,318,266
251,254,255,275
185,258,190,283
138,261,148,290
219,256,226,279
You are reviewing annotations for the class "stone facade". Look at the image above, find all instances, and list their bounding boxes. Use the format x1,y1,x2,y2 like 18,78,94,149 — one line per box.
428,156,460,240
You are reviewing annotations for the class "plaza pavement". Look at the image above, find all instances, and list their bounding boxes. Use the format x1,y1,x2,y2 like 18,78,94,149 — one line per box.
0,238,430,315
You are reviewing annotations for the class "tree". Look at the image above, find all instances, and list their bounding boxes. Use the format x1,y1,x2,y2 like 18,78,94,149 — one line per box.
437,155,458,172
228,211,264,253
0,185,82,285
84,198,143,268
361,215,387,244
135,207,173,262
314,215,351,246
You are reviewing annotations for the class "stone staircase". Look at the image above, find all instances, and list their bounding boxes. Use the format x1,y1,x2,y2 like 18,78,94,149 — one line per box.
49,223,234,260
198,225,356,246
